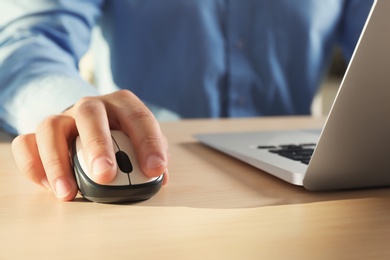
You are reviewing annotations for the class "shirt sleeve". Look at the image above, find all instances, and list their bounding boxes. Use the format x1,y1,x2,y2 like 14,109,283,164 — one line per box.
0,0,104,134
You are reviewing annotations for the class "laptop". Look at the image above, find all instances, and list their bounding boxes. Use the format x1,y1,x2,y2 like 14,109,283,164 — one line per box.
194,0,390,191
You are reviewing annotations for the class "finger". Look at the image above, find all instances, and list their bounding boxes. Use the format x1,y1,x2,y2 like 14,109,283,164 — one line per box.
11,134,51,190
35,115,78,201
72,97,117,184
162,169,169,185
107,90,169,178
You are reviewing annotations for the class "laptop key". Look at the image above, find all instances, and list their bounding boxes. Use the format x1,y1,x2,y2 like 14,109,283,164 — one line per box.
266,144,314,165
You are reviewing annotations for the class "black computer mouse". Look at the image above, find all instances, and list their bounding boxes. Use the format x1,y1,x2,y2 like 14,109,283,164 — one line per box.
72,130,164,203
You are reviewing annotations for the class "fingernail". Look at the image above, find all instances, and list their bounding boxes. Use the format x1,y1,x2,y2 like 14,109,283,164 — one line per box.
146,154,165,170
54,178,73,199
92,157,113,176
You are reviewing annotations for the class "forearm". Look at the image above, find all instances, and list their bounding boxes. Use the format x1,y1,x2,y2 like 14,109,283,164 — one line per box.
0,74,99,135
0,35,99,134
0,0,103,134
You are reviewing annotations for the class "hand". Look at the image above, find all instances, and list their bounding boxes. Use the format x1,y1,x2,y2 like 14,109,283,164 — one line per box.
11,90,169,201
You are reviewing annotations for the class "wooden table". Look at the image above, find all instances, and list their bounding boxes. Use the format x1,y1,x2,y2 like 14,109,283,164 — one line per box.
2,117,390,259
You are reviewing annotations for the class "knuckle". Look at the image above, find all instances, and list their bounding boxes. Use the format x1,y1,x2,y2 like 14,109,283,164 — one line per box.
85,136,109,150
43,156,64,170
20,158,41,180
140,135,160,148
74,97,103,117
115,89,135,99
130,108,153,122
36,115,63,133
12,134,27,148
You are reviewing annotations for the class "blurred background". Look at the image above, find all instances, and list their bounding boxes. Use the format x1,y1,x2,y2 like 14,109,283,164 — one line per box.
79,31,347,119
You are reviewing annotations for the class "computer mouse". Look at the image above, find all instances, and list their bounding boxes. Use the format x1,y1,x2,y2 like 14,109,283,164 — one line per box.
71,130,164,203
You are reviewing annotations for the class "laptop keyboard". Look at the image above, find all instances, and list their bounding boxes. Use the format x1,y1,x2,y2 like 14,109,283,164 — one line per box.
257,144,316,165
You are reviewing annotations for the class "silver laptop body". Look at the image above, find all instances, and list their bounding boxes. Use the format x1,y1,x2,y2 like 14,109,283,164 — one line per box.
194,0,390,191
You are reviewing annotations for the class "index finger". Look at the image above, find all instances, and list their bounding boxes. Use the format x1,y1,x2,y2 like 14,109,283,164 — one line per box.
71,97,117,184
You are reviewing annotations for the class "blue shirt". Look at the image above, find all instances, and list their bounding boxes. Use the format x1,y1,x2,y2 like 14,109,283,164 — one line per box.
0,0,373,134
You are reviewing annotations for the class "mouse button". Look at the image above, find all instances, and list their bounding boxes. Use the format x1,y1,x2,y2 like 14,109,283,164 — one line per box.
115,150,133,173
129,173,160,185
111,130,139,170
111,130,157,185
111,131,136,156
105,169,130,186
75,136,130,186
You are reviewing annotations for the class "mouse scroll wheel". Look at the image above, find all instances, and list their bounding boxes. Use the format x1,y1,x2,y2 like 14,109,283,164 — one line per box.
115,151,133,174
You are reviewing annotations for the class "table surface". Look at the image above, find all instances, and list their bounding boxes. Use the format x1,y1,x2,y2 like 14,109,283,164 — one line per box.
2,116,390,259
